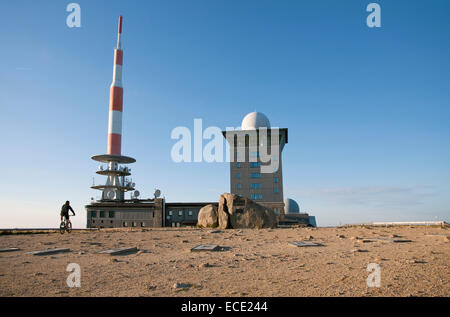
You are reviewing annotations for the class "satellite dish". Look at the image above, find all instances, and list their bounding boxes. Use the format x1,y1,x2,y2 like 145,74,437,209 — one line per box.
154,189,161,198
133,190,140,198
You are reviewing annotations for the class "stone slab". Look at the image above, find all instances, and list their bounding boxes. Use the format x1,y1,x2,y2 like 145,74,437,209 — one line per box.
361,238,412,243
0,247,20,253
26,248,70,256
392,239,412,243
191,244,221,252
289,241,324,247
98,247,138,255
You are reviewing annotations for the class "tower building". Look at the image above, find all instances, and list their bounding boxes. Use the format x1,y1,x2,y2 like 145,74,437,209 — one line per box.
91,16,137,201
222,112,288,217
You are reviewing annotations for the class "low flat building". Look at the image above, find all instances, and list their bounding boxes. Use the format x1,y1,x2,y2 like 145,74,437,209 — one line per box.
165,202,218,227
85,199,217,229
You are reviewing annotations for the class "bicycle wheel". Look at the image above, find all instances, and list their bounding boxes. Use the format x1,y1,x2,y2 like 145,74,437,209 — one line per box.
66,221,72,233
59,222,66,234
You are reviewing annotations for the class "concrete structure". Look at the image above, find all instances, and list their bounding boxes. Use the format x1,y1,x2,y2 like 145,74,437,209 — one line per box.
223,112,288,218
165,202,218,227
86,200,220,229
87,199,163,228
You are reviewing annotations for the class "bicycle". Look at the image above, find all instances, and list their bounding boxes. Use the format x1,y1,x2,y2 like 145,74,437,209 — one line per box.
60,219,72,234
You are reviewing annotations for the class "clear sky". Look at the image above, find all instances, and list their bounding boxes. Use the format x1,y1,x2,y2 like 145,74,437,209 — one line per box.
0,0,449,228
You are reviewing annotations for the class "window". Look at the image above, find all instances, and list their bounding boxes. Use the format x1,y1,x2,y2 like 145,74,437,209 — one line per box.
100,211,105,218
188,210,193,216
250,162,261,168
250,183,262,189
236,173,241,179
108,211,115,218
141,222,145,227
250,151,259,158
169,210,173,216
90,211,97,218
251,194,263,200
132,222,137,227
274,187,279,193
274,177,279,183
237,183,242,190
274,208,280,215
92,220,95,224
123,222,128,227
236,162,241,168
251,173,261,178
178,210,183,216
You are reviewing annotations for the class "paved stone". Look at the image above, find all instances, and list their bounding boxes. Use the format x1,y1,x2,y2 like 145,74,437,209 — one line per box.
0,248,20,253
289,241,324,247
98,247,138,255
26,248,70,256
190,244,221,252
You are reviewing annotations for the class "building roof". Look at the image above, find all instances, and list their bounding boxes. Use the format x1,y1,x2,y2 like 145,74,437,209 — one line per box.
284,198,300,214
241,112,271,130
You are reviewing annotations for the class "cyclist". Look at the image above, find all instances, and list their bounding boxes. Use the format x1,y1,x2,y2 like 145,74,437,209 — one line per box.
60,201,75,225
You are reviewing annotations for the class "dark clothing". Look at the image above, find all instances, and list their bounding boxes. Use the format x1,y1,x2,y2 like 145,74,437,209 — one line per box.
60,204,75,218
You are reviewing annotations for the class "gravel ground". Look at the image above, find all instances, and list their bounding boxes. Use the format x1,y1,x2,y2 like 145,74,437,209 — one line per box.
0,226,448,297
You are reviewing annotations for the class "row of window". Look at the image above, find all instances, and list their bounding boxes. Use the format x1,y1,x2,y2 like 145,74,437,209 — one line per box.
236,183,279,192
122,221,146,227
90,211,115,218
236,162,261,168
235,152,278,160
251,194,263,200
91,219,114,224
236,173,263,179
236,173,279,183
168,210,194,217
91,221,147,227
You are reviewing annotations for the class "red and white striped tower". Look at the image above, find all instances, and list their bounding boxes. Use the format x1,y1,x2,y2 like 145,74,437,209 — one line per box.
108,15,124,156
92,16,137,201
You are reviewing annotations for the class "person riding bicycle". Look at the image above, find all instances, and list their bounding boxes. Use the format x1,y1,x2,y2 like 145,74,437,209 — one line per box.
60,201,75,224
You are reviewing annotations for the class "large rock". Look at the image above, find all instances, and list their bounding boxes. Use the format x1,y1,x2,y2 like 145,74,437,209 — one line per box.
217,193,277,229
197,204,218,228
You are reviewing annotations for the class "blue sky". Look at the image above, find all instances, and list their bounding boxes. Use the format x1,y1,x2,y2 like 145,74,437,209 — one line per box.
0,0,449,228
